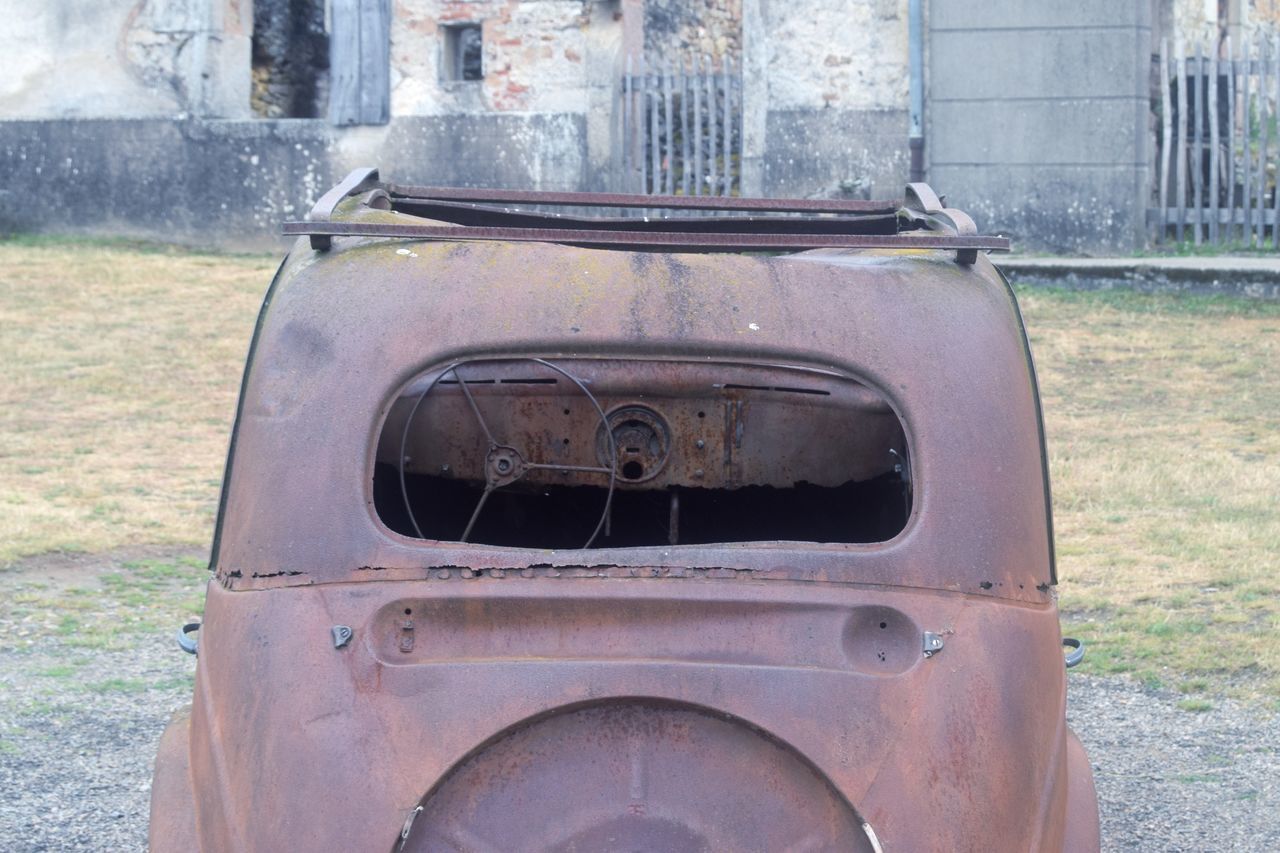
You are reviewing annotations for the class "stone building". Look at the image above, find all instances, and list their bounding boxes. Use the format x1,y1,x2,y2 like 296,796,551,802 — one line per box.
0,1,1206,252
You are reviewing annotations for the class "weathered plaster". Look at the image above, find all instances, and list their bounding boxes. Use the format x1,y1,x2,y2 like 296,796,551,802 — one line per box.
0,0,250,119
742,0,910,198
0,2,180,118
763,0,907,111
391,0,599,115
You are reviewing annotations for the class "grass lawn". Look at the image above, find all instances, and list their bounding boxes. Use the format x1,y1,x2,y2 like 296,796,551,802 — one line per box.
1017,286,1280,705
1,238,1277,703
0,238,272,559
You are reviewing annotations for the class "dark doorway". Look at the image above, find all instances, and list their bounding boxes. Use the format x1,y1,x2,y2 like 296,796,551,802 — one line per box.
252,0,330,118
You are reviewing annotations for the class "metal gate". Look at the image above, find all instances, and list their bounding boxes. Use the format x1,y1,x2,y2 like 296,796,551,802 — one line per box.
617,57,743,196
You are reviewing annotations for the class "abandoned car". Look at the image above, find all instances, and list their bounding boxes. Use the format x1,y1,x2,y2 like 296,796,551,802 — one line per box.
150,168,1099,851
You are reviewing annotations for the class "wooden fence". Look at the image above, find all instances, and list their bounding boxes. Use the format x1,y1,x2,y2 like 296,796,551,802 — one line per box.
618,57,743,197
1155,36,1280,247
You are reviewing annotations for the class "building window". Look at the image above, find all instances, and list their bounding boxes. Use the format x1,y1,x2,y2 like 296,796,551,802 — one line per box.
442,23,484,82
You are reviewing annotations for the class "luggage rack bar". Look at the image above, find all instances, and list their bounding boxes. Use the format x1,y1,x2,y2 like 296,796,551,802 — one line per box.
387,183,901,214
285,168,1010,263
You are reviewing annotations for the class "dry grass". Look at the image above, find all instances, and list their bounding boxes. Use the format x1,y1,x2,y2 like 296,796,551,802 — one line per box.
0,238,273,562
1,239,1277,700
1016,286,1280,703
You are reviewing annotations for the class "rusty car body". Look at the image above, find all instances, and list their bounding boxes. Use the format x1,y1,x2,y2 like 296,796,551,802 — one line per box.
150,168,1099,851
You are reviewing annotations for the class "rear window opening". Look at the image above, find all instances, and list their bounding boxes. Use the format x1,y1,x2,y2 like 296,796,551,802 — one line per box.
373,358,911,549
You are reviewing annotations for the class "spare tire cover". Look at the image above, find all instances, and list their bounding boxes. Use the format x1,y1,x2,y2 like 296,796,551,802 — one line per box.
401,701,870,852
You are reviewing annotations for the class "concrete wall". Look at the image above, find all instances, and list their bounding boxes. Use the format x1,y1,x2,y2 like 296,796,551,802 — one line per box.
927,2,1153,253
0,115,586,250
743,0,910,199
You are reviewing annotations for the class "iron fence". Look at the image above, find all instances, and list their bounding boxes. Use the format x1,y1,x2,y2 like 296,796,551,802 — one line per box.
618,57,743,197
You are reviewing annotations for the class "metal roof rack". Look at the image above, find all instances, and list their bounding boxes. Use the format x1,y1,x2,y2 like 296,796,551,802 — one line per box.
283,167,1009,264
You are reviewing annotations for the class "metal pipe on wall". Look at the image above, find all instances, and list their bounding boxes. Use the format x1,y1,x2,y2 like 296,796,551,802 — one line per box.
908,0,925,182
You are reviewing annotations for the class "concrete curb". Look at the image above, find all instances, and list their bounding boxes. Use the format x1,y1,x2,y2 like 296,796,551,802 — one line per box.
993,256,1280,300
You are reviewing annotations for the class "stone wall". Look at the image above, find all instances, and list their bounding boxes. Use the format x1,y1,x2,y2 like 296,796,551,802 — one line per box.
1159,0,1280,44
643,0,741,65
1163,0,1224,45
0,0,613,120
0,0,1166,253
743,0,910,199
763,0,907,111
252,0,329,118
391,0,609,115
1158,0,1280,48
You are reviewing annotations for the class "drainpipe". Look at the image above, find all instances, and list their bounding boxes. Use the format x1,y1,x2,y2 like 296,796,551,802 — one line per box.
908,0,924,182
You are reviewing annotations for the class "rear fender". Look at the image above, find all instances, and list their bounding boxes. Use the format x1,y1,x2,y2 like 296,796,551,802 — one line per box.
149,706,198,853
1063,728,1101,852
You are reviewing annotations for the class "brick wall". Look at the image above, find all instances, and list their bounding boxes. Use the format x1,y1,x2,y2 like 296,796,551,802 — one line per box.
392,1,601,115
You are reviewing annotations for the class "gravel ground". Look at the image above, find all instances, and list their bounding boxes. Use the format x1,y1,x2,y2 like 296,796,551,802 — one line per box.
0,646,193,851
1068,674,1278,851
0,550,200,852
1,552,1276,851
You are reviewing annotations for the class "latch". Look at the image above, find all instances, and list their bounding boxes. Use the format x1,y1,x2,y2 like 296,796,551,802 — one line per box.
399,615,415,653
397,805,424,852
922,631,945,658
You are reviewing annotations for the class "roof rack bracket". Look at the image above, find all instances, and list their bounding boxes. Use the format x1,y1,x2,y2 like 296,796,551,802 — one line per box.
903,182,983,264
306,167,382,251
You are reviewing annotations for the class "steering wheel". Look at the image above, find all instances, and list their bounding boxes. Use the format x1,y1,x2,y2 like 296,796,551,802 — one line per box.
397,358,618,548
